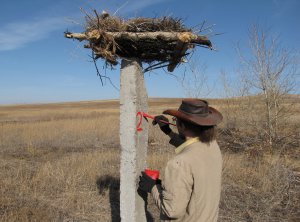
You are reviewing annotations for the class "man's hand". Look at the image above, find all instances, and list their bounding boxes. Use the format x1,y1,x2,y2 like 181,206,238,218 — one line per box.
139,172,157,193
152,115,172,135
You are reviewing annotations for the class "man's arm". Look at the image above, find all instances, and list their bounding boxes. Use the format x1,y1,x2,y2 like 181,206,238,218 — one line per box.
153,115,185,147
168,131,185,147
151,158,193,219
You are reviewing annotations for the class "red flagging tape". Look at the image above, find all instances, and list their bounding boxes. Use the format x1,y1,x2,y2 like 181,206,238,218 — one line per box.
136,112,175,132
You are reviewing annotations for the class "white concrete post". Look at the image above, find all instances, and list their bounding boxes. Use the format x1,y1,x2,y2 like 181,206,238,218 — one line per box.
120,58,148,222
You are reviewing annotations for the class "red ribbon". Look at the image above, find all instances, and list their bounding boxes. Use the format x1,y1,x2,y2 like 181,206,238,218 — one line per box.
136,112,175,132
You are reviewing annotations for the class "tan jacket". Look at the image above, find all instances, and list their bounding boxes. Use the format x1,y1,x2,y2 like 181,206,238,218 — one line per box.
151,138,222,222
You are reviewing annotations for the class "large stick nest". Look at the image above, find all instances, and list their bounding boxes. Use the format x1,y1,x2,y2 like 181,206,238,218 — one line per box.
65,11,212,72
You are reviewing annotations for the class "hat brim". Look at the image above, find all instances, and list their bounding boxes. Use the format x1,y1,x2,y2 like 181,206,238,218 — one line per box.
163,106,223,126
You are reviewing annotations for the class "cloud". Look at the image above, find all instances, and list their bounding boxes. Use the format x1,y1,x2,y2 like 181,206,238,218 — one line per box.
0,17,67,51
0,0,169,51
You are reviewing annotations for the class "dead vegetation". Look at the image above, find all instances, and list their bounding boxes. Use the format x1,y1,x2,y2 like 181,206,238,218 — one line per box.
65,11,212,72
0,98,299,221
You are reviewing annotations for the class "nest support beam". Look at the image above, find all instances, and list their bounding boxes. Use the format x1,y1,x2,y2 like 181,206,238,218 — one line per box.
65,31,211,47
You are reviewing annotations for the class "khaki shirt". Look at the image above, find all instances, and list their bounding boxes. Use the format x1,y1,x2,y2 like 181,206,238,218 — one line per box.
151,138,222,222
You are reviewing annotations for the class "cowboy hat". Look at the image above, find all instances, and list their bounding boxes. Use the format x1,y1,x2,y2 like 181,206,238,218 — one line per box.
163,99,223,126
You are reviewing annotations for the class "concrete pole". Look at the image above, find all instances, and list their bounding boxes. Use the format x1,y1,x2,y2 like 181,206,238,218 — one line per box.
120,58,148,222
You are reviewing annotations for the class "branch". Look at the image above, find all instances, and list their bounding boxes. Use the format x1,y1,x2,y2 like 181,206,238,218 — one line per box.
91,51,104,85
89,52,120,91
64,32,86,41
64,31,212,47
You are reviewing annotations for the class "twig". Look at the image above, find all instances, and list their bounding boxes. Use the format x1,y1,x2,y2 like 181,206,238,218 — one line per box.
206,32,226,38
143,61,168,72
182,66,187,82
90,52,119,91
64,17,81,26
191,20,206,32
113,1,129,16
199,20,206,32
195,44,215,50
91,51,104,85
144,64,169,73
201,24,216,33
94,10,100,30
80,7,94,22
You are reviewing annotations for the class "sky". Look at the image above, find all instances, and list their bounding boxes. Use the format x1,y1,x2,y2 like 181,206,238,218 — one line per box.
0,0,299,104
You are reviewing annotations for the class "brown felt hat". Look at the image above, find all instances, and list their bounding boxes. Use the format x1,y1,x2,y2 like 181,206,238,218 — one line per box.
163,99,223,126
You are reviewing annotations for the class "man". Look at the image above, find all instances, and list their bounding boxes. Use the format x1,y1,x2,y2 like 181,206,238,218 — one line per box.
139,99,223,222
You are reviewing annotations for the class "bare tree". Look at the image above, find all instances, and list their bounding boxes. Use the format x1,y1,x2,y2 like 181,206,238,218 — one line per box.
237,24,299,149
179,60,211,98
220,69,241,129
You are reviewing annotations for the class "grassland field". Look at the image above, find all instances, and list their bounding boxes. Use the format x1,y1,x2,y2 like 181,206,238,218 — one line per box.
0,98,299,222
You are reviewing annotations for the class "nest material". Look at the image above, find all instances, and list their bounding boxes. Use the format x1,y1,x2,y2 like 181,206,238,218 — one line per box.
65,12,212,72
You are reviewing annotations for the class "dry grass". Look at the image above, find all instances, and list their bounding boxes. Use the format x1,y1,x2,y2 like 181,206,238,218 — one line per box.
0,98,299,221
220,153,299,221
